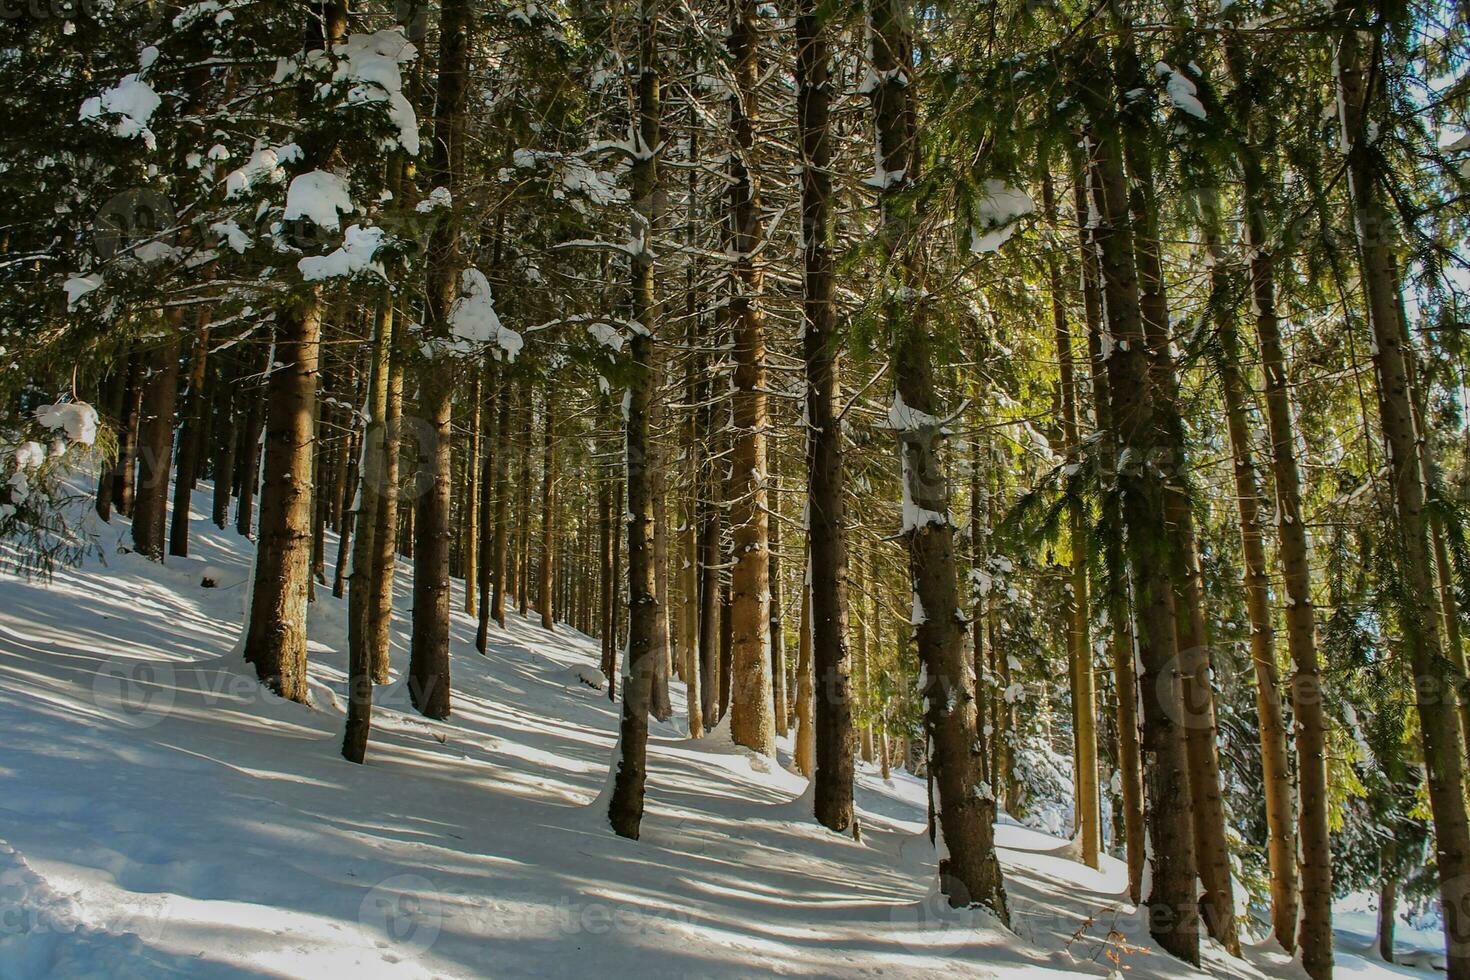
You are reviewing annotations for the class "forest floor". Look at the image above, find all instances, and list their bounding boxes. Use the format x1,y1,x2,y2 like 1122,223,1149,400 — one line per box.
0,485,1446,978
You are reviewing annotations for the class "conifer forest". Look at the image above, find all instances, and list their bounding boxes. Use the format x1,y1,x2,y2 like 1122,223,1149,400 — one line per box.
1,0,1470,977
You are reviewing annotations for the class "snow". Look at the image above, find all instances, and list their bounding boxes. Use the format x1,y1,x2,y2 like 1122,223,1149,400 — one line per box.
448,269,523,360
36,402,99,446
298,223,387,282
415,187,452,213
0,483,1446,980
79,74,161,146
1154,63,1207,120
969,180,1034,255
63,274,103,310
284,171,355,232
314,30,421,155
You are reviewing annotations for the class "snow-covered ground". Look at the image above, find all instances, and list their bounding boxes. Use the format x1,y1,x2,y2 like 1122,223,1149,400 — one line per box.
0,486,1445,978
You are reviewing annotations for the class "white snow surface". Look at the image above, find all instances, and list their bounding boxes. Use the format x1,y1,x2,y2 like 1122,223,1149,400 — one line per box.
0,484,1443,979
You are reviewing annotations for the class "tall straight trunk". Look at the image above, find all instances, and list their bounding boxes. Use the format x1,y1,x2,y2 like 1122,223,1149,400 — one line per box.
132,328,181,561
1075,36,1196,962
855,540,874,762
236,345,269,538
112,346,144,517
1042,172,1097,869
725,0,775,757
1111,37,1237,949
410,0,475,720
369,313,405,685
798,0,852,832
476,366,499,650
698,428,723,725
169,324,209,557
600,456,615,682
608,0,660,838
243,294,322,703
465,371,482,619
344,287,395,763
795,551,816,778
95,363,127,522
768,491,787,738
1337,15,1470,978
113,347,144,518
516,375,533,615
489,379,513,629
539,390,556,631
681,326,704,736
1379,839,1398,964
650,350,674,720
210,363,238,529
870,0,1006,918
332,412,361,599
1204,191,1301,951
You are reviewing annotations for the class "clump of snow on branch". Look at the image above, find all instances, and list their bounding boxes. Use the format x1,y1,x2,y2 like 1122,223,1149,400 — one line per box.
449,269,523,360
298,224,386,282
79,74,160,148
1154,62,1206,120
284,171,355,232
969,181,1034,255
310,30,420,155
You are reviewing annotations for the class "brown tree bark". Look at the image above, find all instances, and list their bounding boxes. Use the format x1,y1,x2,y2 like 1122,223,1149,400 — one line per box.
243,294,321,703
1204,189,1301,953
409,0,476,720
1075,34,1196,961
608,0,660,838
539,389,556,631
871,0,1006,919
798,0,852,832
131,328,181,561
169,324,209,557
725,0,776,757
1338,14,1470,978
1042,172,1098,869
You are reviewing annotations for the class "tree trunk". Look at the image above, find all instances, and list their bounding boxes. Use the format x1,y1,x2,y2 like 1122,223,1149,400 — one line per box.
235,344,269,538
1075,35,1196,961
1042,172,1097,869
798,0,852,832
243,294,321,703
169,324,209,557
871,0,1006,918
794,553,816,778
539,389,556,631
132,328,181,561
465,370,482,619
113,346,144,518
724,0,776,757
1337,15,1470,978
408,0,475,720
608,0,660,838
1206,193,1301,953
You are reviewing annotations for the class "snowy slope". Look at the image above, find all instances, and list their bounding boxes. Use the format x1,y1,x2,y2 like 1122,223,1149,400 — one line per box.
0,487,1440,978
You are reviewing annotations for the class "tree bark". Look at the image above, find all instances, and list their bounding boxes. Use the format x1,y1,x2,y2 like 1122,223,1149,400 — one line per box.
608,0,660,838
132,328,181,561
798,0,852,832
1042,172,1097,869
243,295,321,703
1205,191,1301,953
169,324,209,557
725,0,776,757
1337,14,1470,978
1075,35,1196,961
872,0,1006,919
408,0,476,720
539,388,556,631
